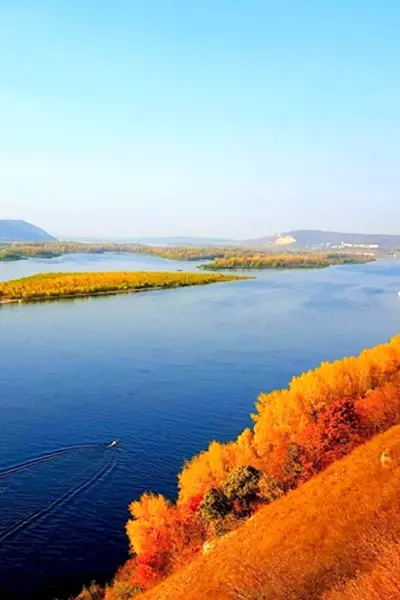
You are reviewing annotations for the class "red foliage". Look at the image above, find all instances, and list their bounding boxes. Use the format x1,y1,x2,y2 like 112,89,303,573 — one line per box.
185,493,204,514
134,550,170,589
106,336,400,598
299,397,364,479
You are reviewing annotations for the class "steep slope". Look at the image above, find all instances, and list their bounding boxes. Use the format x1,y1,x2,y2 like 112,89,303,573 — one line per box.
0,219,56,241
138,425,400,600
101,335,400,600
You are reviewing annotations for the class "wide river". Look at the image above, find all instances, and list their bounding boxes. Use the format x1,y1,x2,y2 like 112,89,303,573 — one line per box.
0,253,399,599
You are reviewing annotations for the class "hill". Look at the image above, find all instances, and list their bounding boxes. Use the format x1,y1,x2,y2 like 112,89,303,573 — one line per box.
0,219,56,242
96,334,400,600
243,229,400,249
137,425,400,600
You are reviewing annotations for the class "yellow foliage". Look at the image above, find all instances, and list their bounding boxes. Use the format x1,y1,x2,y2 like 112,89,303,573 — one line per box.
177,335,400,503
0,271,244,302
138,425,400,600
126,494,172,555
178,441,231,504
205,252,374,270
253,335,400,459
104,334,400,600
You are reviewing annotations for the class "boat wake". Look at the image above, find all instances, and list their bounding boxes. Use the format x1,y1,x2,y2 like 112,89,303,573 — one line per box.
0,443,108,480
0,451,117,544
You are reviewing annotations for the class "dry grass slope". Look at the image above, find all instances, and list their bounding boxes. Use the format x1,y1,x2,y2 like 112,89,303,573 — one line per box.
138,425,400,600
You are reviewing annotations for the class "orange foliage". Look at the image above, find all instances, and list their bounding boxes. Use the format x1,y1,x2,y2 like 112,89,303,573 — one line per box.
124,493,206,590
252,336,400,459
138,425,400,600
106,335,400,599
356,374,400,436
178,434,260,505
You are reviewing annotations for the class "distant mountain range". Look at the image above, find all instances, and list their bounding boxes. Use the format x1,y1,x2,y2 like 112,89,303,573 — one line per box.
2,221,400,250
0,220,57,242
243,230,400,249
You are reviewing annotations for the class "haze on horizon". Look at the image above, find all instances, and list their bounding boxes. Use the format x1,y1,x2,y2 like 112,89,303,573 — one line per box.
1,1,399,240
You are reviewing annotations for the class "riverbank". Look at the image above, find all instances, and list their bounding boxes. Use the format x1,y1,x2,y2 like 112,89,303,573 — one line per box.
0,285,177,304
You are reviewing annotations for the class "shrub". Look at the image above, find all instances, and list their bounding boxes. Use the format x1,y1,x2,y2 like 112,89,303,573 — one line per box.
199,487,232,528
75,581,104,600
258,474,284,504
223,466,263,516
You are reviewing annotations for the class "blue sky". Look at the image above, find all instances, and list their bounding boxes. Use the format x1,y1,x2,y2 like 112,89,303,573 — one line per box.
1,1,399,239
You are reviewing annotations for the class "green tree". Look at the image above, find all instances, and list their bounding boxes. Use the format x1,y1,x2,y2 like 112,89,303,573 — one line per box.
223,466,263,516
199,487,232,527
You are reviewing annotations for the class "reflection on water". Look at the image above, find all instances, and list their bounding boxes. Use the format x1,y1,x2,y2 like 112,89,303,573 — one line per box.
0,254,400,599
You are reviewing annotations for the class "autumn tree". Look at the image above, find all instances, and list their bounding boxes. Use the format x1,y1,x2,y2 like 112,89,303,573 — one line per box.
299,397,363,480
105,334,400,598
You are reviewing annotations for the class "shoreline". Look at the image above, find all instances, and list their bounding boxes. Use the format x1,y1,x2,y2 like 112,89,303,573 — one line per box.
0,280,238,305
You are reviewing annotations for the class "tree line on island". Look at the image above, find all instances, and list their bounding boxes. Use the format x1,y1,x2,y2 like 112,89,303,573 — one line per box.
0,241,375,269
0,242,231,262
74,334,400,600
201,252,373,269
0,271,243,303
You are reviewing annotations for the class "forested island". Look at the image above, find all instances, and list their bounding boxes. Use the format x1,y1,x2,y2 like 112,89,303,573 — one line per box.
0,271,244,304
0,241,376,269
0,241,230,262
202,252,375,270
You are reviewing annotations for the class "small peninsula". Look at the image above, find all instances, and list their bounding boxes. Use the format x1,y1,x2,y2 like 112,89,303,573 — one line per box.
0,271,245,304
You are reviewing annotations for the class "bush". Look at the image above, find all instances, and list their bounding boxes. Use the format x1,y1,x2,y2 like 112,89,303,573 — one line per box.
281,443,304,489
74,581,104,600
199,487,232,527
223,466,263,516
259,474,284,504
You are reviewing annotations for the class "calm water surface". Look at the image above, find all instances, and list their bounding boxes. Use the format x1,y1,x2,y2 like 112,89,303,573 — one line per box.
0,254,399,599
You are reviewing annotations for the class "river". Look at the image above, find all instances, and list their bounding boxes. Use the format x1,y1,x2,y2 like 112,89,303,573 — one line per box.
0,253,399,599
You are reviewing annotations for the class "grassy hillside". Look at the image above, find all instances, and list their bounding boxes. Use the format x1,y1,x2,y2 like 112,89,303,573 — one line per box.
93,335,400,600
137,425,400,600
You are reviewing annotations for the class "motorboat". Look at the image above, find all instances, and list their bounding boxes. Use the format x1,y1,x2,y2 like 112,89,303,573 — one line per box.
108,439,119,448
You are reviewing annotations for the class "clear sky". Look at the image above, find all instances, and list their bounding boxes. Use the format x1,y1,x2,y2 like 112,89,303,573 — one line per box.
0,1,399,239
